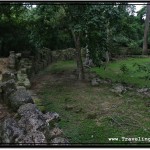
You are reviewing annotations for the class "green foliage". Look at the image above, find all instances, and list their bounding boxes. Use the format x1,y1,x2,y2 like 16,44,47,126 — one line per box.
27,5,72,50
133,62,150,81
0,4,36,56
114,35,129,46
120,64,129,73
127,41,142,55
91,58,150,88
0,3,147,60
128,41,139,51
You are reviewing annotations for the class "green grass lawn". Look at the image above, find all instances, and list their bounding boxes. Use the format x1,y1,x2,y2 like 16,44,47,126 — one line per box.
91,57,150,88
32,60,150,146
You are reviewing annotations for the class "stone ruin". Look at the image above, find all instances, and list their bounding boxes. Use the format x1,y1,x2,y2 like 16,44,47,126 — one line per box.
51,48,88,63
0,50,69,146
51,48,76,62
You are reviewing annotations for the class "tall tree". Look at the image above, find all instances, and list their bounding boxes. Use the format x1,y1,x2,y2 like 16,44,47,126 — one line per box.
63,5,87,80
143,3,150,55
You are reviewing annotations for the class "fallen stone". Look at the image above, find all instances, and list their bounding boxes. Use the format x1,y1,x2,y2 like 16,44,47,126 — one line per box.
18,103,48,132
18,103,39,117
51,137,69,145
17,71,31,89
20,68,27,74
91,78,99,86
43,112,60,124
137,88,149,93
0,84,2,102
9,88,33,111
8,51,16,69
16,53,22,58
18,115,46,132
111,84,126,94
1,79,17,104
1,79,16,95
0,103,66,145
2,118,24,143
18,131,47,144
23,78,31,89
49,127,63,139
17,86,26,90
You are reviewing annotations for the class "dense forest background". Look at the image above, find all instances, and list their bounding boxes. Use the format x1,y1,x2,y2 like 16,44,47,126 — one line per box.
0,3,148,69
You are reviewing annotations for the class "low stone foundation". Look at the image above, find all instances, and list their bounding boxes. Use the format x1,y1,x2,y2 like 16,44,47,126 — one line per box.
51,48,76,62
0,49,69,145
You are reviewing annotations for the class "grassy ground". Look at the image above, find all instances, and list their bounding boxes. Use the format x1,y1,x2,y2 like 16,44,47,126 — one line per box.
31,60,150,146
91,57,150,88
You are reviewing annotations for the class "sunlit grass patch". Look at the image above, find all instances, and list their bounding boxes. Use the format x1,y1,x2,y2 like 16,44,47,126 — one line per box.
91,57,150,88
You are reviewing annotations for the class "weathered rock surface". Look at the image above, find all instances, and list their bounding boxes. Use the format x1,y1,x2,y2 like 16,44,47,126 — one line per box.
91,78,100,86
49,127,63,139
18,103,47,132
1,79,17,104
17,70,31,89
8,51,16,70
2,71,16,82
9,89,33,111
51,137,69,145
1,79,16,95
52,48,75,62
111,84,126,94
136,88,150,98
137,88,149,93
0,50,71,145
1,117,47,144
1,118,24,143
0,86,2,103
43,112,60,124
0,103,68,145
18,131,47,144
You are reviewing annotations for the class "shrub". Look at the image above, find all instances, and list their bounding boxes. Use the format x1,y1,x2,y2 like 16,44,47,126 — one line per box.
120,64,129,73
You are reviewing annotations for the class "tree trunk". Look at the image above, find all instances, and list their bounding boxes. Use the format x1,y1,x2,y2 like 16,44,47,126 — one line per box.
106,20,110,63
76,36,85,80
105,51,110,63
84,30,90,65
143,4,150,55
71,29,84,80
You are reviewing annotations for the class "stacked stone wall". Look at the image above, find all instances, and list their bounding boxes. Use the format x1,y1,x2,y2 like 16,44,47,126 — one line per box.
0,49,69,145
51,48,76,62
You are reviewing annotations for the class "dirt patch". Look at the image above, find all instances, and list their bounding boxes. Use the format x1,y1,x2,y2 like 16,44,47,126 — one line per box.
31,71,77,93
